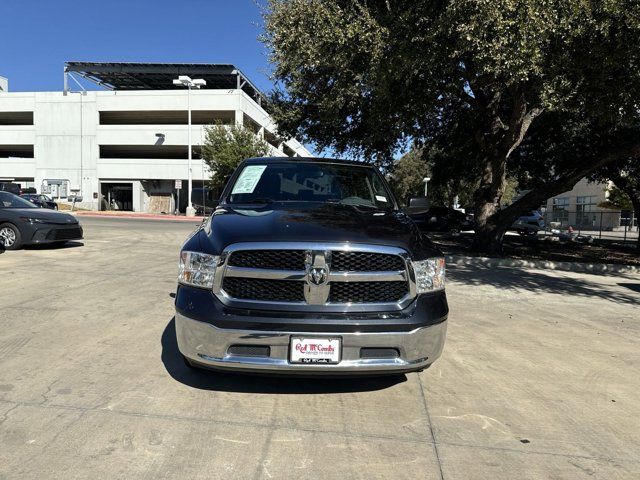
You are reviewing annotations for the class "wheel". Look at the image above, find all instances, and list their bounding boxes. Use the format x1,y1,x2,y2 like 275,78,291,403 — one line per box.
0,223,22,250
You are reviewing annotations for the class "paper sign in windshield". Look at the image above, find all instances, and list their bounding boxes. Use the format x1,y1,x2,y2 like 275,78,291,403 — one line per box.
231,165,267,194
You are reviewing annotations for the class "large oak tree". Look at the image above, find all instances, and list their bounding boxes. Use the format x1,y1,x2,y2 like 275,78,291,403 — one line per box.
263,0,640,253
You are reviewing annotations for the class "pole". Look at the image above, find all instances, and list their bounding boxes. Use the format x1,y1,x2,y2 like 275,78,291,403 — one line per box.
79,93,83,200
186,84,194,216
599,211,603,240
201,127,205,215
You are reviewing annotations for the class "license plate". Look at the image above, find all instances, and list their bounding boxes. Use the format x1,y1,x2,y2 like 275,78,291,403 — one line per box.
290,337,341,364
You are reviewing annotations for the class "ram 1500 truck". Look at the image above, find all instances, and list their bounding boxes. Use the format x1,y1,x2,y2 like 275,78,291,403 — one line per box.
175,157,448,374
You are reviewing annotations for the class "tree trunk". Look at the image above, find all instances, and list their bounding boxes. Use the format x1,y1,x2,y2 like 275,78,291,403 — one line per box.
471,216,514,254
467,88,543,254
472,139,640,255
471,153,509,253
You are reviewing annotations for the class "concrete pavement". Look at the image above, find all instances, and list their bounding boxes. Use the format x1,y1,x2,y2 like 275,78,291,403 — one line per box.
0,217,638,479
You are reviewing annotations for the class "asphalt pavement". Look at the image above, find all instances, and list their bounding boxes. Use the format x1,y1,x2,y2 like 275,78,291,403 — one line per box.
0,216,639,479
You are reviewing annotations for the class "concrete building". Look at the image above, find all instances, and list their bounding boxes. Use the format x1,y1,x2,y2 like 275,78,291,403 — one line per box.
0,62,310,212
545,178,626,230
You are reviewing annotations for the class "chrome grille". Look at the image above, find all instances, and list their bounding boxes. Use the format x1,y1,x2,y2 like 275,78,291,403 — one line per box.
331,251,404,271
214,242,415,312
228,250,306,270
329,281,408,303
222,277,305,302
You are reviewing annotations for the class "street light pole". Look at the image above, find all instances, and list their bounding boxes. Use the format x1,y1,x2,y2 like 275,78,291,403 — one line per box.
172,75,206,216
423,177,431,197
187,82,192,216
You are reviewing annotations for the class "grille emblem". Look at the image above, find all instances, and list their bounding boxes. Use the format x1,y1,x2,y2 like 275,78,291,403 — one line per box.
309,267,328,286
304,250,332,305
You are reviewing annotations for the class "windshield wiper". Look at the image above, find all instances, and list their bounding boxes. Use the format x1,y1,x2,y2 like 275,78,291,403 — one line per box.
326,199,385,210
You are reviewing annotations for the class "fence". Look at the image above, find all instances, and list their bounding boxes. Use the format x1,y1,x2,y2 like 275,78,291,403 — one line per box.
542,209,638,244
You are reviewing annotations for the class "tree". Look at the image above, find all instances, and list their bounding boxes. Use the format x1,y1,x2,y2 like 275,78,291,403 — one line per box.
201,123,269,191
388,149,429,205
507,111,640,244
594,158,640,251
263,0,640,252
598,186,632,211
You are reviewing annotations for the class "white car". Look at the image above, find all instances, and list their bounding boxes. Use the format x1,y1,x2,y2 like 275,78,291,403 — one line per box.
512,210,545,236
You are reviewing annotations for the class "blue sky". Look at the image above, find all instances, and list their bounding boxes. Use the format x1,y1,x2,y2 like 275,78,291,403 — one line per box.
0,0,273,93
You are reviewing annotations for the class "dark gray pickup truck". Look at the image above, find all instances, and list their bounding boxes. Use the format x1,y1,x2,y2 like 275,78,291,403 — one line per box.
175,157,448,375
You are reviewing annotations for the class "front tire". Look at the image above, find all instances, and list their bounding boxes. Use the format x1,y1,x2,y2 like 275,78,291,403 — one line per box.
0,223,22,250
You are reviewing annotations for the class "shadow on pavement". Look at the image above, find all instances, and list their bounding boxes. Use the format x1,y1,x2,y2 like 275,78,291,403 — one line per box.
24,241,84,250
448,264,640,305
618,283,640,293
161,318,406,394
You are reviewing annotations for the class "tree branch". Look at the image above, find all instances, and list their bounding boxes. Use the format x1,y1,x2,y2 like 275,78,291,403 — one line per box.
494,139,640,225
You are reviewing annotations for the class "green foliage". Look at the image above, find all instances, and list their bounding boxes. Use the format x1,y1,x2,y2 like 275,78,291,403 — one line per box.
501,177,520,207
201,123,269,190
599,186,633,211
263,0,640,251
389,149,429,205
594,157,640,211
264,0,640,159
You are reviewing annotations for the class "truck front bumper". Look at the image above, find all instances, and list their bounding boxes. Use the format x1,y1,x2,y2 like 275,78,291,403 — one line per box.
175,312,447,375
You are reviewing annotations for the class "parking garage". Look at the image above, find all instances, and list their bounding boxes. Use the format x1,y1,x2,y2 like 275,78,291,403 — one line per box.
0,62,310,212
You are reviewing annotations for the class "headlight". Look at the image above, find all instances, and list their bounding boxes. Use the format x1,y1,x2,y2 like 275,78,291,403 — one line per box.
412,257,446,293
178,251,219,289
20,217,46,224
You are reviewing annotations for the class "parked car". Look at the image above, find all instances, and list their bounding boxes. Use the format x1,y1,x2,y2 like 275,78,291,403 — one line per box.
175,157,448,375
0,192,83,250
0,182,21,195
191,187,219,216
20,193,58,210
408,206,475,233
512,210,545,236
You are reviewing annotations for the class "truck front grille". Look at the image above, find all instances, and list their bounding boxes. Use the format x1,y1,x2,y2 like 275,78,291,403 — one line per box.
216,243,414,311
227,250,306,271
329,281,408,303
222,277,305,302
331,251,404,272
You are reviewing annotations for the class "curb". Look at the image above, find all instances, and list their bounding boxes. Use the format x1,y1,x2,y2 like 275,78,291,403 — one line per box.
445,255,640,275
72,212,203,222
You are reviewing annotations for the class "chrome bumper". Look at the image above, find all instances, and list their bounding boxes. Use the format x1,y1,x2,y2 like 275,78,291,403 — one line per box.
175,312,447,374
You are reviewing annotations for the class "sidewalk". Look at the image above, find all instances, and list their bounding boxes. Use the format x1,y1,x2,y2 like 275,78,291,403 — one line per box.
72,210,204,222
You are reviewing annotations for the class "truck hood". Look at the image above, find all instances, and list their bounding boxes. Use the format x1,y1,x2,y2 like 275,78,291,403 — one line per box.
193,202,441,259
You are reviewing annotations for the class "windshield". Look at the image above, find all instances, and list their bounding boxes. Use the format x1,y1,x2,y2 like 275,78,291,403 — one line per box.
227,162,395,209
0,191,37,208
